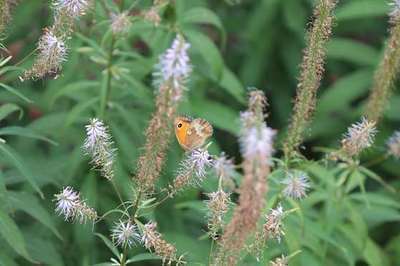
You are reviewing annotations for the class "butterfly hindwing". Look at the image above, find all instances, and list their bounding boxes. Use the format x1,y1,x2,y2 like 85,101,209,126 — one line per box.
185,118,213,150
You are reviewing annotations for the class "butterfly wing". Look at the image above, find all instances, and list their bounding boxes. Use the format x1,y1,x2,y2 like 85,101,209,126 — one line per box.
174,116,192,150
185,118,213,150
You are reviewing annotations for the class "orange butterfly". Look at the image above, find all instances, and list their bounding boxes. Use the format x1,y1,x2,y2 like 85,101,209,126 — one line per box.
174,116,213,151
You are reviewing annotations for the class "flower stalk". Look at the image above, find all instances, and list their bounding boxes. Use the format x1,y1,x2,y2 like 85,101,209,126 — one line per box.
364,3,400,123
140,221,185,264
22,0,91,80
0,0,18,34
214,90,275,265
283,0,337,160
83,118,116,180
135,35,192,192
99,35,116,119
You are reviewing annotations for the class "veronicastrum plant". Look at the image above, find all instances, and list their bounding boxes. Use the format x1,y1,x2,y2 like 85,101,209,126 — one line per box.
1,0,400,266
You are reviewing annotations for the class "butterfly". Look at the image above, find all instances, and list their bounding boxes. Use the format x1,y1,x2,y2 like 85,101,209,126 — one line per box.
174,116,213,151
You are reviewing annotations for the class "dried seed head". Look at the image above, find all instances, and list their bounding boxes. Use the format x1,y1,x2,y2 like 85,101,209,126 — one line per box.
22,29,67,80
281,171,310,200
154,35,192,92
215,90,275,265
170,148,213,194
143,7,161,26
283,0,337,159
111,12,131,35
53,0,91,18
83,118,116,180
206,189,231,239
141,222,182,264
387,131,400,159
263,205,285,243
134,36,193,192
111,220,141,248
54,186,97,224
248,90,267,113
341,117,377,157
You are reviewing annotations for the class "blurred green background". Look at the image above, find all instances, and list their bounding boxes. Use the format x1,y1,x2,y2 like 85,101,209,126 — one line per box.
1,0,400,265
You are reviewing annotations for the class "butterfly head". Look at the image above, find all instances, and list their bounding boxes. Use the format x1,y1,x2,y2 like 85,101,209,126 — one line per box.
174,116,192,148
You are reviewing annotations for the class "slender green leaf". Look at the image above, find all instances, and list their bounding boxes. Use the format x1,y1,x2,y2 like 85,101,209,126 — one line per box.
0,56,12,67
363,238,387,266
66,97,99,126
75,33,107,57
126,253,160,264
327,38,379,66
336,1,389,21
181,7,226,43
219,67,246,103
317,70,372,115
95,233,119,258
185,30,224,80
0,126,58,145
50,81,99,105
191,98,239,134
0,144,43,198
7,191,62,239
0,83,32,103
0,104,22,121
0,208,34,262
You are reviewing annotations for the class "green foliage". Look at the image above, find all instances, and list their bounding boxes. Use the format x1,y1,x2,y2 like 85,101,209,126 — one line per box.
0,0,399,265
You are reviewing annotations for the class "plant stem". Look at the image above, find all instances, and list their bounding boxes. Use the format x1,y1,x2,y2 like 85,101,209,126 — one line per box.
120,243,128,266
283,0,337,161
131,189,143,219
365,21,400,123
111,179,128,211
208,238,215,265
364,154,388,167
99,36,115,119
118,0,125,11
14,48,38,67
120,189,142,265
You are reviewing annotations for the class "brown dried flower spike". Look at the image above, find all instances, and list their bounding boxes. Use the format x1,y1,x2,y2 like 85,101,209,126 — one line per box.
141,222,184,265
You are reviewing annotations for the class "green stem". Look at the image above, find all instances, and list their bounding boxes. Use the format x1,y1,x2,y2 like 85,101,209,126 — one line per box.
120,243,128,266
218,174,223,190
119,0,125,11
111,179,128,211
99,36,115,119
14,48,38,67
364,154,388,168
131,189,143,220
208,239,215,265
120,188,142,265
